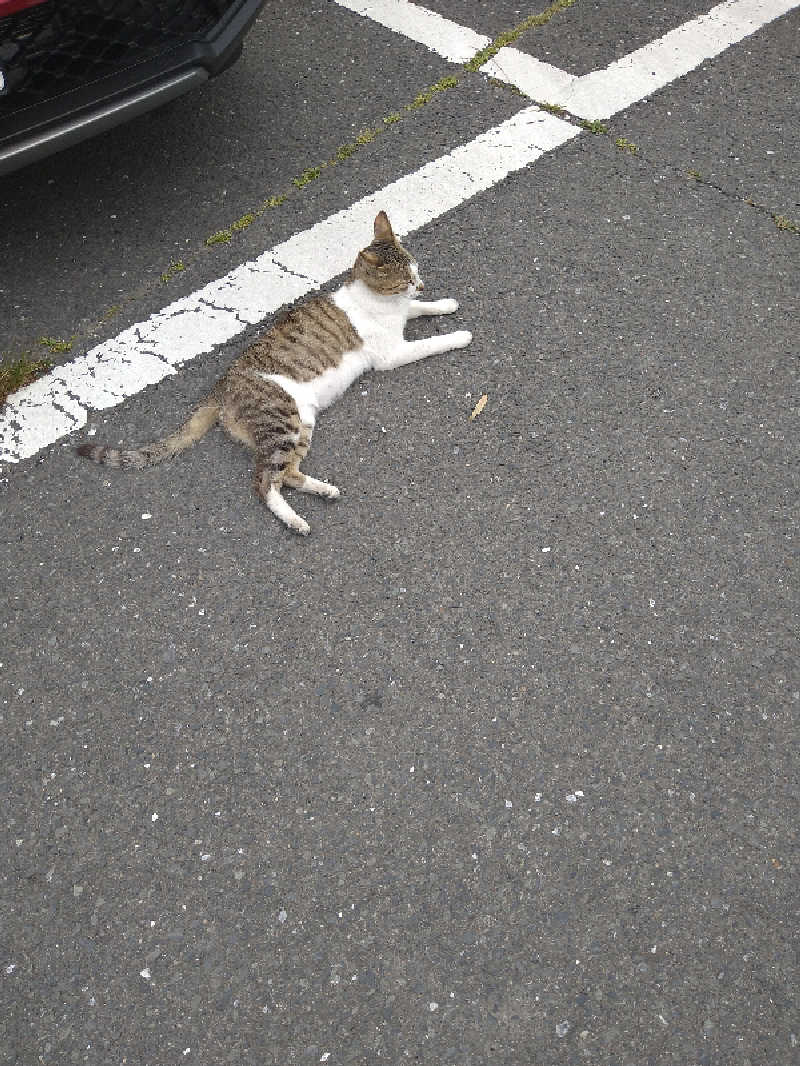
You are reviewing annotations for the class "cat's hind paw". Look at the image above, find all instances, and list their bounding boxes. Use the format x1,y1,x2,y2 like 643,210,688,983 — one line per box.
264,484,311,534
293,474,340,499
438,298,459,314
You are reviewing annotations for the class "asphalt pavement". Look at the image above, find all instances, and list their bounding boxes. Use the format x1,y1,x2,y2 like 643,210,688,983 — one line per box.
1,2,798,1064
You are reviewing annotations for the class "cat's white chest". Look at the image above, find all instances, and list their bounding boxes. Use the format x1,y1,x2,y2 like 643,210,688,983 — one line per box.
332,281,408,371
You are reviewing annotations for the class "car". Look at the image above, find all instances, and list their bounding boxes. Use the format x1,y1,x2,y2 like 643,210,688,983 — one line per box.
0,0,265,176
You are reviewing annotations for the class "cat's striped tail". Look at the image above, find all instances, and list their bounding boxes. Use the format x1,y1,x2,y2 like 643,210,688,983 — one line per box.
76,393,221,469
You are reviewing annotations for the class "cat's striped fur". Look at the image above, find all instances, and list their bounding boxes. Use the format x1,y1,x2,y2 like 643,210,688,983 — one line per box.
77,212,472,534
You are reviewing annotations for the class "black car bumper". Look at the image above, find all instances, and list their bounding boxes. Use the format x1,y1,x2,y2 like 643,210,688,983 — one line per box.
0,0,265,175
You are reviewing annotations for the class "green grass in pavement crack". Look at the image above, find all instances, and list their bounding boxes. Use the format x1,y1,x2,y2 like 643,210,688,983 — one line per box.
407,74,459,109
534,99,567,116
615,137,639,154
773,214,799,234
293,166,323,188
160,259,186,283
579,118,608,134
531,108,608,133
37,336,73,354
0,354,53,405
1,334,73,404
487,76,528,98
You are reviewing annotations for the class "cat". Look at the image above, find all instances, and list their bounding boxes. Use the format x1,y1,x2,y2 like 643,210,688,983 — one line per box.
77,211,472,535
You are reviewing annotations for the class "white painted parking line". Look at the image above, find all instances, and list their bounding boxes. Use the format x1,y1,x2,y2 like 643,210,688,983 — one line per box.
490,0,800,118
339,0,799,117
0,107,577,464
1,0,795,465
335,0,490,63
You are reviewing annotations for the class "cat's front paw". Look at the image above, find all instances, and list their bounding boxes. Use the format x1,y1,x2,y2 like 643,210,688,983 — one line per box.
438,298,459,314
450,330,473,349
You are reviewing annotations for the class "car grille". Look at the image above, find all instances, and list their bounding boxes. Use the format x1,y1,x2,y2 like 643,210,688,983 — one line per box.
0,0,230,118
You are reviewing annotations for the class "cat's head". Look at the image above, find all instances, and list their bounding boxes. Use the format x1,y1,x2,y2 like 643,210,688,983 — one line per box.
353,211,423,297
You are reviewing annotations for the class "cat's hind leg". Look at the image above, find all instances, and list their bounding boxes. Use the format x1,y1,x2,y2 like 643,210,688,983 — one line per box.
253,431,312,535
265,484,311,535
284,473,340,499
280,423,340,500
255,464,310,535
283,463,340,500
249,398,314,534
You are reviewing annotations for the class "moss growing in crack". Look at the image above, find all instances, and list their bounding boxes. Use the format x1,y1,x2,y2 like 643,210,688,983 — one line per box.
355,126,382,145
1,354,53,405
232,213,256,233
535,99,567,115
292,165,324,188
383,111,402,125
335,141,358,162
579,118,608,134
687,169,703,181
407,75,460,110
264,194,286,208
615,137,639,154
38,336,73,353
206,229,233,246
773,214,799,233
487,76,527,98
160,260,186,283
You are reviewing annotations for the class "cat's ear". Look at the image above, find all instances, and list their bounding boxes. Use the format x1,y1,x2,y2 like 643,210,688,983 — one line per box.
374,211,394,242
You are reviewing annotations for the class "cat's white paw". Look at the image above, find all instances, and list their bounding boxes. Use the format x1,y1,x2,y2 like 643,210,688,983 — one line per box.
451,330,473,348
323,484,341,500
292,516,311,535
438,298,459,314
